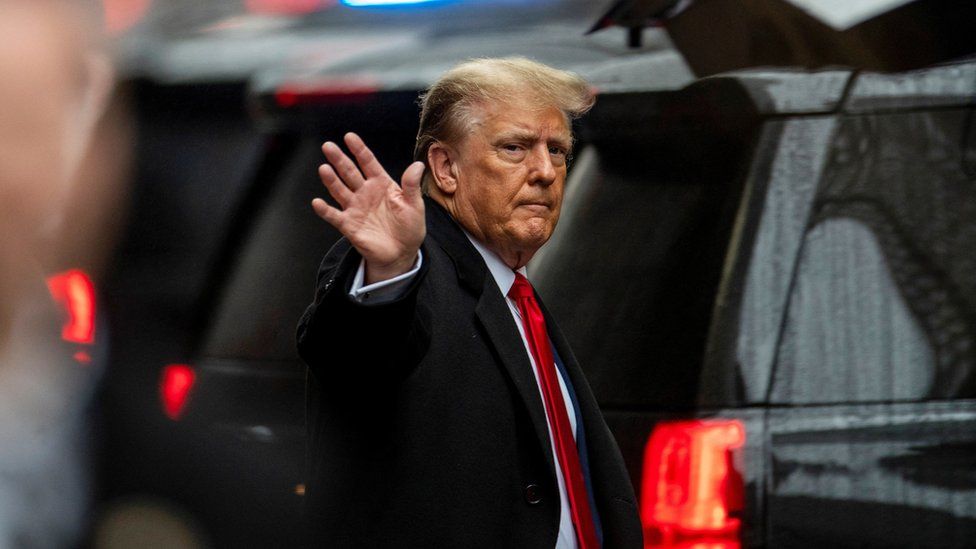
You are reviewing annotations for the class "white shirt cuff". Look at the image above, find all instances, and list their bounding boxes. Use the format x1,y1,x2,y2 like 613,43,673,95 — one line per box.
348,251,423,304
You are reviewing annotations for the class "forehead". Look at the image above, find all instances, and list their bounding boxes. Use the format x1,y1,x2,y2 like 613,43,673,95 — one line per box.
469,98,571,141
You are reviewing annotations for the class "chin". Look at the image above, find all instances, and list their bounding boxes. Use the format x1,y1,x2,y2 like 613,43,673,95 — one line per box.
503,218,554,249
514,230,552,251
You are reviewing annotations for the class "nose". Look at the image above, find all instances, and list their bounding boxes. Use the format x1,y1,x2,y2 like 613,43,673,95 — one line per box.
527,143,557,186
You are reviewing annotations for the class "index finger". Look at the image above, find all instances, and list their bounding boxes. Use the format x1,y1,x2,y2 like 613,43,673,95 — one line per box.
344,132,389,181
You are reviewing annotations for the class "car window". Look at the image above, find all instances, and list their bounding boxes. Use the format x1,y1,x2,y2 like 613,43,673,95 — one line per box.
107,84,265,350
769,109,976,403
771,217,937,402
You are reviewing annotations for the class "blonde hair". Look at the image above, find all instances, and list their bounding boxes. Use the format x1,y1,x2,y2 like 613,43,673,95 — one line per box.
414,57,594,193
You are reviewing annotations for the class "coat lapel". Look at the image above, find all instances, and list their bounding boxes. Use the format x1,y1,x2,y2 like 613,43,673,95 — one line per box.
425,198,557,476
474,280,556,474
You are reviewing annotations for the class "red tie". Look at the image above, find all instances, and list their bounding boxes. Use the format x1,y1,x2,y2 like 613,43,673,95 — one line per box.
508,273,599,549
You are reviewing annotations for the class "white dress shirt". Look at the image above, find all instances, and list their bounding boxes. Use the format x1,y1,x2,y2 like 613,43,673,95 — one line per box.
349,235,580,549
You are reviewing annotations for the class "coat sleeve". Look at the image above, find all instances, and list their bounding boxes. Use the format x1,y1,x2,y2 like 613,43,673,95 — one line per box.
296,237,432,386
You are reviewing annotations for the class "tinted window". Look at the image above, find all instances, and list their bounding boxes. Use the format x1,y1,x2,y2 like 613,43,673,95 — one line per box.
106,83,265,355
769,109,976,403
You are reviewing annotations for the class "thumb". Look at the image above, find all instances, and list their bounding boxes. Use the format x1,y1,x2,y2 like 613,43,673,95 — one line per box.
401,161,426,204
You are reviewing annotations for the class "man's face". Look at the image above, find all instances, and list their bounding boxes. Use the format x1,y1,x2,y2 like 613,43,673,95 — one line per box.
448,97,572,269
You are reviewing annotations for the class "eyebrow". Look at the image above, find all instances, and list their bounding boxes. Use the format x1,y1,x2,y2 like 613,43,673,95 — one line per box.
495,130,572,150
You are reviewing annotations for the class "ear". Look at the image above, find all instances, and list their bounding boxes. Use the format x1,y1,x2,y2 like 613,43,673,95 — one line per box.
427,142,458,195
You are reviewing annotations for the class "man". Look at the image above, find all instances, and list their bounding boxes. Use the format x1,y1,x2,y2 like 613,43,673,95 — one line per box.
297,57,641,548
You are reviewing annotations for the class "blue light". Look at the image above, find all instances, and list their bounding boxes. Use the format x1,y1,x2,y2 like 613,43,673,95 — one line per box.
341,0,449,6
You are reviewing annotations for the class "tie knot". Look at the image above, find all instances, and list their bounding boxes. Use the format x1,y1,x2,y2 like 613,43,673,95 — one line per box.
508,272,535,300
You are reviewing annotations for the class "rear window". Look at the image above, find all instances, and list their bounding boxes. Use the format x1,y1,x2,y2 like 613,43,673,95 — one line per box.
106,83,265,342
768,109,976,404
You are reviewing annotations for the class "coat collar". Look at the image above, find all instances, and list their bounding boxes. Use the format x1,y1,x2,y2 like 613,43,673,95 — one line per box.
425,197,487,296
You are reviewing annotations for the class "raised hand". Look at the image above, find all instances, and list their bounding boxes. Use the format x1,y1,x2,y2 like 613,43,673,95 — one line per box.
312,132,426,284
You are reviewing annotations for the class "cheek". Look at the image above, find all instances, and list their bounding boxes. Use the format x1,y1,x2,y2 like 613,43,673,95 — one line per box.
479,175,520,216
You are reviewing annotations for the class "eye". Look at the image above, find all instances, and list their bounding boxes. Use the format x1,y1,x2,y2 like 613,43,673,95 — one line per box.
548,145,569,166
499,143,527,160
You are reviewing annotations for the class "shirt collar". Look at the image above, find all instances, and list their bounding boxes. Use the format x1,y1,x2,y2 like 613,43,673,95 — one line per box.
463,230,527,298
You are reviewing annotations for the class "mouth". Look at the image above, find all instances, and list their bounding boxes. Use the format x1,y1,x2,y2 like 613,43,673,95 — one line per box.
518,201,552,211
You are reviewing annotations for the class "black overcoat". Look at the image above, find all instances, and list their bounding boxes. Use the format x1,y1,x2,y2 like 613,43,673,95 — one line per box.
297,198,641,548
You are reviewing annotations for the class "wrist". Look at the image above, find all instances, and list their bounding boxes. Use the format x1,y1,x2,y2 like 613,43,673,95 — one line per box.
364,252,419,285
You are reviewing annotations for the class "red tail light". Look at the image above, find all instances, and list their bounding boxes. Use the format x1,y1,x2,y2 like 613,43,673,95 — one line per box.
46,269,96,345
274,78,379,107
160,364,196,421
641,419,745,548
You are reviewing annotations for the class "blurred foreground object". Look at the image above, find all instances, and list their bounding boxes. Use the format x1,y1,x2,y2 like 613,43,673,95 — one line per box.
0,0,128,546
591,0,976,75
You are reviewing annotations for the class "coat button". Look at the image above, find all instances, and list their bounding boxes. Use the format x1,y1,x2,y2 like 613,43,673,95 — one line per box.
524,484,542,505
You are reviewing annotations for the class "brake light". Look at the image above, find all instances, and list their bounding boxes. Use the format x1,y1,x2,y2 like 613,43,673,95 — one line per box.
160,364,196,420
274,78,378,107
641,419,745,548
46,269,96,345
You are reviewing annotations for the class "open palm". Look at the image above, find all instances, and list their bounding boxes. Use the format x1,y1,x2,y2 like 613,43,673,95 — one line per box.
312,132,426,283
